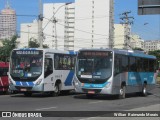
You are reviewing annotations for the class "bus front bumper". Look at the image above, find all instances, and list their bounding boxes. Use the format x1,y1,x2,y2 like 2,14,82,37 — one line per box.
9,83,44,92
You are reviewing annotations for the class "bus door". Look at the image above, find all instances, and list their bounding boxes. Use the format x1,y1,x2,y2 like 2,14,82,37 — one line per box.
114,55,122,90
44,54,54,91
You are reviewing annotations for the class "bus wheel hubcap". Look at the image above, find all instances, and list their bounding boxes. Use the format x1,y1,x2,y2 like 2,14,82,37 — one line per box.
120,89,123,95
143,87,146,94
55,86,58,93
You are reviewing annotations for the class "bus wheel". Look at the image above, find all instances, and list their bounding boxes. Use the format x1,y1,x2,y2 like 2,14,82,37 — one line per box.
119,86,126,99
53,84,60,96
61,90,70,95
142,83,147,96
24,92,32,97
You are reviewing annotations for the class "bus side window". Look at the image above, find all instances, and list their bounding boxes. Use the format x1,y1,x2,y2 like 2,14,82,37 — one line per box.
149,59,155,72
143,59,149,72
129,57,137,72
114,55,121,75
0,68,8,76
44,58,53,78
122,56,128,72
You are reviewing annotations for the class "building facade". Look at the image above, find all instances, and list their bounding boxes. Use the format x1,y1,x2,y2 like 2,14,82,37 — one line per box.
18,20,38,48
43,3,75,50
42,0,112,51
114,24,145,50
130,34,144,49
0,5,16,41
74,0,112,51
114,24,125,49
144,40,160,52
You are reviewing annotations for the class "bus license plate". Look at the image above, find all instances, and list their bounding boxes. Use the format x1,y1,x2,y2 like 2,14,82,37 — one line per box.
88,91,95,94
20,88,27,91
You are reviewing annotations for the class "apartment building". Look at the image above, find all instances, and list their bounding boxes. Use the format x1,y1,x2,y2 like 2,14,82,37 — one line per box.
0,4,16,41
130,34,144,49
74,0,111,51
144,40,160,52
17,20,38,48
43,3,75,50
114,24,125,49
43,0,112,51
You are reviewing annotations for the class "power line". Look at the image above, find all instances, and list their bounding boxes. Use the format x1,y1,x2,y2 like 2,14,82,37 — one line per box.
51,15,110,22
56,21,109,37
16,14,38,17
43,16,109,37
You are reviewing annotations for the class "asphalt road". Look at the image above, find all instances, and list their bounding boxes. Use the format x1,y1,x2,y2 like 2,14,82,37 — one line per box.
0,85,159,120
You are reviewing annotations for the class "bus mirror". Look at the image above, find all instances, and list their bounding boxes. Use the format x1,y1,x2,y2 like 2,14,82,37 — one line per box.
7,72,9,76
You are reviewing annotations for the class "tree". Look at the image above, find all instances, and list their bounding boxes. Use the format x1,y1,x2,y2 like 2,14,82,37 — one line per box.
133,47,144,51
148,50,160,69
29,38,49,48
148,50,160,60
29,38,39,48
0,36,17,61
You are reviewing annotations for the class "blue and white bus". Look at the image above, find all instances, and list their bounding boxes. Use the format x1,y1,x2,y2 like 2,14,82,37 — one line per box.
9,48,76,96
73,48,156,99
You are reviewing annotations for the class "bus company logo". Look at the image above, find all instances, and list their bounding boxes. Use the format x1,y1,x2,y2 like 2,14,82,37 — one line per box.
2,112,11,117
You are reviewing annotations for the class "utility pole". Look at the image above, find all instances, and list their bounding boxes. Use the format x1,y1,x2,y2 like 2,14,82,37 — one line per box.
53,18,58,49
109,0,114,49
42,3,72,49
27,25,31,48
120,11,134,49
38,0,43,48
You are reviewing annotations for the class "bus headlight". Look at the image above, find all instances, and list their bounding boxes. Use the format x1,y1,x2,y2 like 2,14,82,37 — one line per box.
35,79,42,85
105,82,111,88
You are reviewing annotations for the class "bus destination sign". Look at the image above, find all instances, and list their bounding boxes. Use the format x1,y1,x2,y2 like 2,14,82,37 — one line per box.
16,50,40,55
80,51,110,57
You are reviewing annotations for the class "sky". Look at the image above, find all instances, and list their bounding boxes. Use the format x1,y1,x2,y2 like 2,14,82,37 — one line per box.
0,0,160,40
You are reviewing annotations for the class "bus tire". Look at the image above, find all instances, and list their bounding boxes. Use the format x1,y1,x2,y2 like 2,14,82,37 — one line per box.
119,85,126,99
61,90,70,95
142,83,147,96
53,84,60,97
24,92,32,97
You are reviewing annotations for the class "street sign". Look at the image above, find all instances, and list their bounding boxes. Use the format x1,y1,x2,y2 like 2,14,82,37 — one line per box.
138,0,160,15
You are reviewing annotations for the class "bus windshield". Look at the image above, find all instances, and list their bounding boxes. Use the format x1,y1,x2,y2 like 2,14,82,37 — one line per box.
10,50,43,81
76,51,112,83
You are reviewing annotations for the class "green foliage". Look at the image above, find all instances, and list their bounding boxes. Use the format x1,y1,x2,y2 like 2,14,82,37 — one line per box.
133,47,144,51
158,73,160,77
0,36,17,62
29,38,39,48
148,50,160,69
0,36,49,62
29,38,49,48
148,50,160,60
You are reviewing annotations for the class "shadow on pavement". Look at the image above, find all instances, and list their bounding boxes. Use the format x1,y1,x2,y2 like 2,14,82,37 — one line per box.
73,92,154,100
